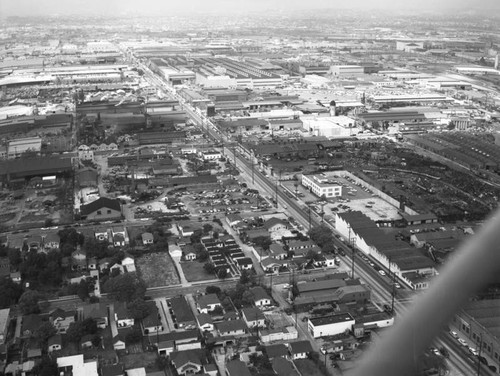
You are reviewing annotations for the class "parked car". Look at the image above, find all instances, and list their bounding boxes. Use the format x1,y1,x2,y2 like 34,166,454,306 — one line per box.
450,331,459,339
378,270,386,276
458,338,468,347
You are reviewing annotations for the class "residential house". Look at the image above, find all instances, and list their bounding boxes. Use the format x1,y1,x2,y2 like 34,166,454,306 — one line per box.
113,333,126,351
112,226,128,247
94,228,109,242
250,286,272,307
142,301,162,334
196,313,214,332
241,308,266,328
27,342,42,359
80,197,122,221
82,303,108,329
121,256,136,273
215,319,247,337
170,349,204,376
27,235,43,252
110,263,124,274
170,296,196,329
196,294,222,314
182,245,197,261
114,302,134,328
10,271,21,284
226,213,243,228
50,308,76,334
43,232,60,250
287,240,317,256
265,344,290,360
80,334,94,349
47,334,62,353
269,243,287,260
261,258,288,274
236,257,253,271
226,360,252,376
99,258,111,272
157,340,175,357
263,218,288,233
88,257,97,270
288,340,313,360
142,232,154,246
204,364,218,376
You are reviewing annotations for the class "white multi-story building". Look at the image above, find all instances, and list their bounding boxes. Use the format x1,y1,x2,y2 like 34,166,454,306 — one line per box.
308,313,355,338
301,174,342,198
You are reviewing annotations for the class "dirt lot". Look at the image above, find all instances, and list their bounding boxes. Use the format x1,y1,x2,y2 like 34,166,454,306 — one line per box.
120,351,159,370
136,252,180,287
180,260,215,282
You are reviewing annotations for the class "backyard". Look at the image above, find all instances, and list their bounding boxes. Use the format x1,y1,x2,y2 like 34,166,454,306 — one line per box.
136,252,180,287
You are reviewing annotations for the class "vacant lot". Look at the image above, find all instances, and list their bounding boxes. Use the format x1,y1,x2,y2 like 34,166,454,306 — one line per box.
121,351,159,370
294,359,327,376
181,260,215,282
136,252,180,287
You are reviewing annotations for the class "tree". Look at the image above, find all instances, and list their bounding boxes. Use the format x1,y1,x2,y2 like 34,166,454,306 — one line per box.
34,322,56,344
8,249,22,268
202,223,213,234
205,285,221,295
125,328,143,344
103,273,146,302
204,263,216,275
66,318,98,343
198,250,209,262
190,229,203,244
76,278,94,301
308,224,334,250
0,278,23,308
253,236,272,250
32,356,58,376
127,298,152,320
58,228,84,247
91,334,101,348
218,268,228,280
18,290,42,314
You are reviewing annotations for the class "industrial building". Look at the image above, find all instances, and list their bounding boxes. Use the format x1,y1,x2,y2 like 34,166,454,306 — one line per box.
308,313,355,338
7,137,42,158
301,174,343,198
302,115,357,138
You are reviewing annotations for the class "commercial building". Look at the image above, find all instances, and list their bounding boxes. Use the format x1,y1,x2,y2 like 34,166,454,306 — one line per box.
57,354,98,376
453,299,500,373
308,313,355,338
301,174,342,198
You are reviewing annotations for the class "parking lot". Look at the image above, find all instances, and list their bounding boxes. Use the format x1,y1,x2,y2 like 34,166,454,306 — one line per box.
182,186,272,215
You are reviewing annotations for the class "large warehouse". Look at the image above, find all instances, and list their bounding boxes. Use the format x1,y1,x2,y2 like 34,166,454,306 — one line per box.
0,156,73,184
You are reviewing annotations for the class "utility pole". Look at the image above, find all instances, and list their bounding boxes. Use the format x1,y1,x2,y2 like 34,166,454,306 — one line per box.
252,157,255,185
389,256,395,313
349,226,356,279
275,170,281,208
308,206,312,232
477,333,483,376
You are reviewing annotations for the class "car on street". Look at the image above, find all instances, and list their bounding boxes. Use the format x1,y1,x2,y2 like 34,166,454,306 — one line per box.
469,347,479,356
450,331,459,339
458,338,468,347
394,282,401,289
378,270,386,276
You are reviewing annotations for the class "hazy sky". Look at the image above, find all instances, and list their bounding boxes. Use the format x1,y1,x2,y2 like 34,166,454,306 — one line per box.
1,0,500,16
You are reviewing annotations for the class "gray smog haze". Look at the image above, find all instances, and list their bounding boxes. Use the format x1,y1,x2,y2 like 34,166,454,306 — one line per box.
1,0,500,16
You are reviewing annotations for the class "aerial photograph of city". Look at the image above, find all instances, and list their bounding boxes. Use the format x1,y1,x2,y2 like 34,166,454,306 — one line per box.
0,0,500,375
